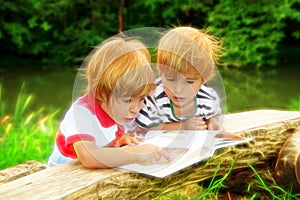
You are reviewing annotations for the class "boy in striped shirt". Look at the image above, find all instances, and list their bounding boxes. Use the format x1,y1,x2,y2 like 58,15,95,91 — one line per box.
136,26,224,132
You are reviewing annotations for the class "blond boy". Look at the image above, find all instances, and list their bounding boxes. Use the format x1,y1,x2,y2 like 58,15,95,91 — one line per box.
48,37,169,168
136,26,224,131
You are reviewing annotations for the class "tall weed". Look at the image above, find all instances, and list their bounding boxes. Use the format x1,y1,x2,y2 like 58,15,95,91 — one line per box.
287,95,300,111
248,164,300,200
0,83,60,169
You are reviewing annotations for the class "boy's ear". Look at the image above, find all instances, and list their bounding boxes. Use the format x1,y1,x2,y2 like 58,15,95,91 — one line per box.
98,95,110,107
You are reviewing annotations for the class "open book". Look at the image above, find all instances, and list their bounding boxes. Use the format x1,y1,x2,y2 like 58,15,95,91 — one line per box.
118,130,253,178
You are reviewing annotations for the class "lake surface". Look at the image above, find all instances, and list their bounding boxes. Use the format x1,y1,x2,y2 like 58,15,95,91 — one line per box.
0,65,299,117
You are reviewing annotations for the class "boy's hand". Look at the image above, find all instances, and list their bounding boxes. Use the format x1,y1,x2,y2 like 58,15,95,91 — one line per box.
207,117,221,130
123,144,171,165
110,134,144,147
182,117,207,130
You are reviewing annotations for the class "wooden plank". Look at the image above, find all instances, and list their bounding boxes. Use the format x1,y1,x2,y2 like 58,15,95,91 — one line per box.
0,109,299,199
0,161,125,200
224,109,300,133
0,161,46,185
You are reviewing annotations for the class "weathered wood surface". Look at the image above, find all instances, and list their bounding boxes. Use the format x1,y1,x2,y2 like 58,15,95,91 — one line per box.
274,128,300,193
0,160,46,186
0,110,300,200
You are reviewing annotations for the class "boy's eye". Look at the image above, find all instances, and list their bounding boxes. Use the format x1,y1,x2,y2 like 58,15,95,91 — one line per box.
186,80,194,84
122,99,131,103
166,77,175,82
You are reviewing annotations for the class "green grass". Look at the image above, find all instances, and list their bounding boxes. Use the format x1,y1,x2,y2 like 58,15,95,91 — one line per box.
157,163,300,199
0,83,60,169
288,95,300,111
247,164,300,200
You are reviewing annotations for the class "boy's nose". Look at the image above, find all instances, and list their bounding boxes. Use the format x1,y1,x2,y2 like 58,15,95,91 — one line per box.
129,103,141,115
174,83,183,94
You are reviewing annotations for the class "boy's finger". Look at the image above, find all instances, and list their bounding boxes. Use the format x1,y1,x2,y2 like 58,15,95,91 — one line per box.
198,120,206,125
114,141,120,147
157,147,171,161
198,124,207,130
136,137,145,142
125,138,133,145
219,131,244,140
130,137,140,144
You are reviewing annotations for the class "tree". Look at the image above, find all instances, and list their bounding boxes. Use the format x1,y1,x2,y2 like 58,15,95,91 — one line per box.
208,0,300,67
0,0,299,67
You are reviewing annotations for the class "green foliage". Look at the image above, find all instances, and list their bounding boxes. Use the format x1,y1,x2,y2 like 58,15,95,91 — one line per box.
0,0,118,64
248,164,300,199
127,0,214,28
196,162,232,199
288,95,300,111
208,0,290,67
0,1,32,51
0,84,59,169
0,0,300,67
41,0,118,63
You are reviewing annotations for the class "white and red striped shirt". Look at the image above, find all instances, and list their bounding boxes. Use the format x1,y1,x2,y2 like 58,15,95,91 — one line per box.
48,94,129,166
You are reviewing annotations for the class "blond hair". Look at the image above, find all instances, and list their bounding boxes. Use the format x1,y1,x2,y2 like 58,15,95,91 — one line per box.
85,37,155,103
157,26,223,82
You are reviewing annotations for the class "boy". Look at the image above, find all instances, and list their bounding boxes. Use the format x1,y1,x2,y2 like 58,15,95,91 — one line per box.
48,37,170,168
135,26,224,132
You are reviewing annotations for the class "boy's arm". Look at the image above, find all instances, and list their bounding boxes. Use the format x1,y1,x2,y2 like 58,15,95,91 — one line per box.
108,134,144,147
73,141,170,168
73,141,132,168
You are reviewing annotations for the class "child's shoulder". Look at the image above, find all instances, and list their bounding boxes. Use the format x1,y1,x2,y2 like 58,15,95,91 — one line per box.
154,77,162,85
70,94,97,114
199,85,218,100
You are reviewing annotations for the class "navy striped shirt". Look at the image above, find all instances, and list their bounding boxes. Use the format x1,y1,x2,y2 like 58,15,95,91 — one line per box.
135,78,221,129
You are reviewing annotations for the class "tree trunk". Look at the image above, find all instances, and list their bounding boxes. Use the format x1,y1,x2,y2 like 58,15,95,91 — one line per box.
118,0,124,32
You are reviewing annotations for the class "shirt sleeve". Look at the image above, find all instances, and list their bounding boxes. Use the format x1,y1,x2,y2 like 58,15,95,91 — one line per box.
209,87,222,116
56,129,95,158
135,95,162,129
57,104,98,158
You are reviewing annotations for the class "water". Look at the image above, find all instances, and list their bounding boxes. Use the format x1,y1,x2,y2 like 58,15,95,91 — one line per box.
0,67,78,115
0,65,299,117
221,66,300,112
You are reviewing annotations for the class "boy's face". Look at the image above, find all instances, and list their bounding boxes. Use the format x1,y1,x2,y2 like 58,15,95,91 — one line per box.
161,70,203,108
102,95,145,125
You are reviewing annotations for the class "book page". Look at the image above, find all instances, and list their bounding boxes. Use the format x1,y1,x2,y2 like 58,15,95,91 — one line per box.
148,131,254,177
215,131,253,149
118,130,220,177
215,137,253,149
